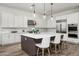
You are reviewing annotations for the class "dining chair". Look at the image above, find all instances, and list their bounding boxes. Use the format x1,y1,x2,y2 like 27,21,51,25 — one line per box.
35,37,50,56
50,35,61,54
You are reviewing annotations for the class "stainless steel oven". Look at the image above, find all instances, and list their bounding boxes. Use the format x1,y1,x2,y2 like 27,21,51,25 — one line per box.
68,24,78,38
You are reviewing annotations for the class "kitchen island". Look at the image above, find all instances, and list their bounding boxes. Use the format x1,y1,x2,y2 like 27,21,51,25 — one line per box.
21,33,63,56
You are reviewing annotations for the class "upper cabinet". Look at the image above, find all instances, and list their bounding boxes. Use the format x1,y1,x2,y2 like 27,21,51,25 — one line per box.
1,12,28,28
55,15,67,20
67,13,79,24
1,12,15,27
0,6,46,28
14,15,24,27
55,12,79,24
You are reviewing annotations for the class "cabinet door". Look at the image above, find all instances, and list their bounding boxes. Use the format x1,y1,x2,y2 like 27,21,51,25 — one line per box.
14,15,19,27
67,13,79,24
14,15,24,27
18,15,24,27
9,33,15,44
24,16,27,27
14,34,21,43
8,13,14,27
56,15,67,20
2,12,14,27
2,33,10,45
1,12,9,27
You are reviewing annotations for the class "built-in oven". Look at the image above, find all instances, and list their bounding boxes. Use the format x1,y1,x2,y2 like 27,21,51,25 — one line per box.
68,24,78,32
68,24,78,38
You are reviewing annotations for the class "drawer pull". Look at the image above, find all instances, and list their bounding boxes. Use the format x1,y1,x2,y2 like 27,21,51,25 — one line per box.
25,38,27,40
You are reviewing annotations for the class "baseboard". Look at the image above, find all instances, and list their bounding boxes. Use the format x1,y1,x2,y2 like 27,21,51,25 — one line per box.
1,42,21,47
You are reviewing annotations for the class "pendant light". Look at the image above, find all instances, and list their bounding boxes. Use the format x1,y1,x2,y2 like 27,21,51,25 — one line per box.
43,3,46,19
51,3,53,20
32,4,36,18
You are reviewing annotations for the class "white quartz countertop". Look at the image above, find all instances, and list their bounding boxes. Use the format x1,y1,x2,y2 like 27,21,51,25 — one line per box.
21,32,64,39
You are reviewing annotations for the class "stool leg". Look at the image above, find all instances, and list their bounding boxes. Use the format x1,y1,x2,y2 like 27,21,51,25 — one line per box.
37,48,39,56
47,48,50,56
55,44,57,54
42,48,44,56
62,42,64,50
59,44,61,53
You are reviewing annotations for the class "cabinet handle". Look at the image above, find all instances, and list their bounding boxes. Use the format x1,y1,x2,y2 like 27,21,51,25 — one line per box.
25,38,27,40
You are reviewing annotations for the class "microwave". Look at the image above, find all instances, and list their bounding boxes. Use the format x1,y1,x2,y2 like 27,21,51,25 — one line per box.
28,20,36,25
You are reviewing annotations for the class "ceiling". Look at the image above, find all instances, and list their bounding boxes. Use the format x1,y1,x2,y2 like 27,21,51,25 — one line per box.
0,3,79,15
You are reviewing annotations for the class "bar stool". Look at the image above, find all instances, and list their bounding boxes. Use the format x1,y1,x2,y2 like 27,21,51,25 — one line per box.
35,37,50,56
61,34,67,50
50,35,61,54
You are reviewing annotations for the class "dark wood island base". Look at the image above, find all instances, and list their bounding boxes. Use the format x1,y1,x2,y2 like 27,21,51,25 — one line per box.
21,35,42,56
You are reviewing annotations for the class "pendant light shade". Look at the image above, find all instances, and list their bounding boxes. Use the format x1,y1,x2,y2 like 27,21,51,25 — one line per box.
34,13,36,18
34,9,36,18
43,3,46,19
43,13,46,19
32,4,36,18
51,16,53,20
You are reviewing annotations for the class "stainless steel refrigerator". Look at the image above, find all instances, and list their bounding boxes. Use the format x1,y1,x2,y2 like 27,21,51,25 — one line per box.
56,20,67,33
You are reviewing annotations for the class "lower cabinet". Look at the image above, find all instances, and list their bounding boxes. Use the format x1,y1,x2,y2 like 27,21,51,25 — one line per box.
1,33,21,45
9,33,21,44
14,34,21,43
2,33,10,45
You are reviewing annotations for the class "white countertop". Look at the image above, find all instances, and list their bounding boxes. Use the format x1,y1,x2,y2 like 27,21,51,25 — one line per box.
21,32,64,39
21,32,79,44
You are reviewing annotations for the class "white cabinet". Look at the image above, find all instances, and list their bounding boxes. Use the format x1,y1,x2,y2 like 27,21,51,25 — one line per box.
67,13,79,24
14,15,19,27
0,32,21,45
1,33,21,45
9,33,15,44
14,34,21,43
8,13,14,27
14,15,24,27
14,15,27,27
1,12,28,28
18,15,24,27
1,12,9,27
2,33,10,45
1,12,15,27
56,15,67,20
9,33,21,44
24,16,28,27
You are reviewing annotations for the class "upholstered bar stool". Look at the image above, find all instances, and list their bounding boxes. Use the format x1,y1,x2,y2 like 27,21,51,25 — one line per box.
35,37,50,56
61,34,68,50
50,35,61,54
